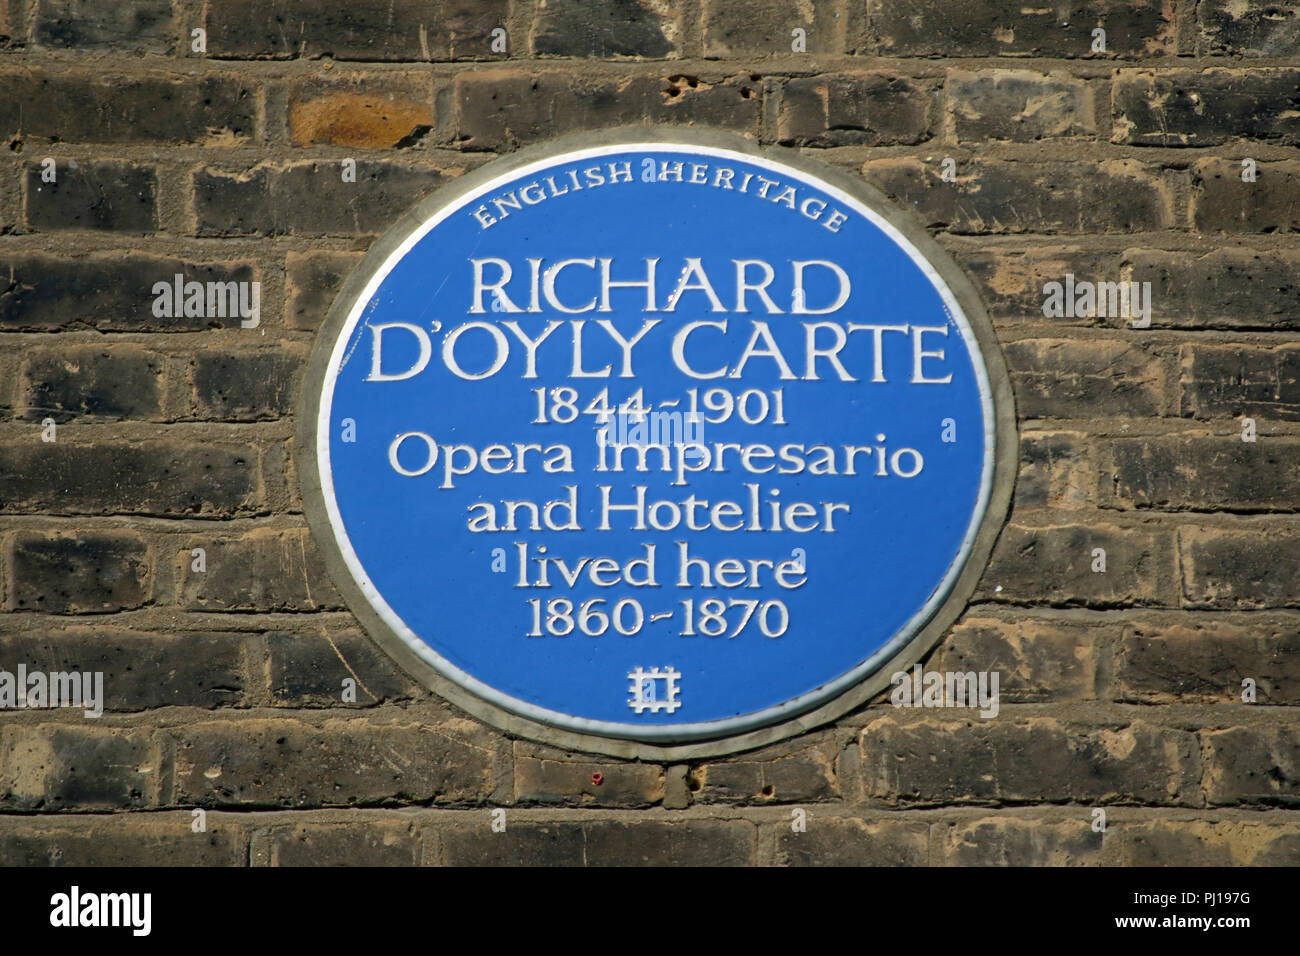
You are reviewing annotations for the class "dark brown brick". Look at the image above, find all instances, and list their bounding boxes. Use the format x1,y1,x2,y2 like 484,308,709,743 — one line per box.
204,0,508,60
956,245,1117,324
193,161,449,237
865,0,1174,58
269,821,419,865
0,819,242,866
1005,338,1162,419
436,821,587,866
7,531,150,613
1015,432,1093,511
950,69,1094,142
1126,248,1300,331
0,629,248,710
1108,819,1300,865
933,817,1102,865
268,630,418,707
536,0,678,58
777,73,931,147
0,441,270,518
187,349,304,421
1192,158,1300,234
1106,437,1300,513
0,70,256,146
860,715,1201,805
34,0,174,52
703,0,847,57
513,755,663,807
171,717,494,808
775,817,929,866
583,820,755,865
1180,344,1300,421
285,251,361,332
24,160,157,233
693,746,838,804
1197,0,1300,56
1115,620,1300,704
1114,69,1300,147
1203,727,1300,806
453,70,760,151
932,618,1104,702
2,725,159,810
978,523,1176,608
1180,525,1300,609
0,254,260,332
19,345,163,422
178,528,342,612
863,159,1172,234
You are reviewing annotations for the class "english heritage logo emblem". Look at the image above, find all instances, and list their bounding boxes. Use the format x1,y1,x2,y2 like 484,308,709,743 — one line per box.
298,129,1016,757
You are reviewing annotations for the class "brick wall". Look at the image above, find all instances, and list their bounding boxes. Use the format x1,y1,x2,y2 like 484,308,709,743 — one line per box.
1,0,1297,866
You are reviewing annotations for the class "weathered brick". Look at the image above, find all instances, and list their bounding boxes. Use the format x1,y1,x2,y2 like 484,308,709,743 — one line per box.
1203,727,1300,806
1180,344,1300,421
193,161,448,237
703,0,846,57
0,441,270,517
205,0,508,60
19,345,163,422
693,746,838,804
513,755,663,807
956,246,1117,324
1015,432,1093,510
436,821,587,865
1197,0,1300,56
860,715,1201,805
863,159,1172,234
0,254,260,332
775,818,929,866
777,73,931,147
932,618,1104,702
536,0,678,58
1106,437,1300,512
1180,525,1300,609
268,630,417,706
288,74,433,147
865,0,1174,58
2,725,159,810
978,523,1176,607
24,160,157,233
172,717,493,807
583,820,755,865
1114,620,1300,704
933,817,1102,865
34,0,174,53
950,69,1094,142
1126,248,1300,330
453,70,759,151
0,629,247,710
269,821,419,865
1004,338,1162,419
7,531,150,613
286,251,361,331
1107,819,1300,865
0,819,242,866
187,349,304,421
178,528,342,612
1114,69,1300,147
1192,158,1300,234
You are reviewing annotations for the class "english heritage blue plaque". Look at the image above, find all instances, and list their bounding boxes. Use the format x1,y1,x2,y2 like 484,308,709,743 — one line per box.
300,130,1014,753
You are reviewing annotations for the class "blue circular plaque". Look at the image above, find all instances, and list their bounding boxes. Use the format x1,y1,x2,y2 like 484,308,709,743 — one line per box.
301,130,1014,754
